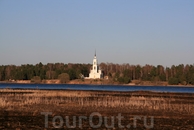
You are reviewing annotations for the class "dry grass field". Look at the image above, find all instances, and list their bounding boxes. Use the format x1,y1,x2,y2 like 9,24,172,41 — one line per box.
0,89,194,129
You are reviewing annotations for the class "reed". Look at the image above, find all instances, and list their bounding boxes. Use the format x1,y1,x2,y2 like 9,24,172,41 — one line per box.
0,89,194,115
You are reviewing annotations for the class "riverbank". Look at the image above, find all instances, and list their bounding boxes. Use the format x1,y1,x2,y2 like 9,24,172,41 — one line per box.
0,89,194,129
1,79,194,87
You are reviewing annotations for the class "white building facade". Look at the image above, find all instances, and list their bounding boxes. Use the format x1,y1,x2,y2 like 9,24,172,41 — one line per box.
88,53,103,79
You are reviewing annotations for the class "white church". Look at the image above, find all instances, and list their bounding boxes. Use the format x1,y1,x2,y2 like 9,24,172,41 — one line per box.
86,52,103,79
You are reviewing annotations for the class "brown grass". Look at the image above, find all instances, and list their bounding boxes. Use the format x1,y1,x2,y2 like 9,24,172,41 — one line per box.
0,89,194,115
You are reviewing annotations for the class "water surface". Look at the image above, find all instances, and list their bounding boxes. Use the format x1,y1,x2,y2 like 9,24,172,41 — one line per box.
0,83,194,93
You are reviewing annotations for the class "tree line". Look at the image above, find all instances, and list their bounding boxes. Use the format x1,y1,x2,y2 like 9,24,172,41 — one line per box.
0,62,194,85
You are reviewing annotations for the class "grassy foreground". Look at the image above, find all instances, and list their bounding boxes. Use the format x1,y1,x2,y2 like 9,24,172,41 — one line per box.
0,89,194,129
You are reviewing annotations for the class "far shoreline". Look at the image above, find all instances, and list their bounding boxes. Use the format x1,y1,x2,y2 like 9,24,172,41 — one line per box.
0,80,194,88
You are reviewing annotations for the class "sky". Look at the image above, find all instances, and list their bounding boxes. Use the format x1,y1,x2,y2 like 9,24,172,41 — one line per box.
0,0,194,67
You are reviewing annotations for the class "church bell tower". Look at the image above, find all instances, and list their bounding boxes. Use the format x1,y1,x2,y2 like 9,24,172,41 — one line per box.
88,50,103,79
93,51,98,73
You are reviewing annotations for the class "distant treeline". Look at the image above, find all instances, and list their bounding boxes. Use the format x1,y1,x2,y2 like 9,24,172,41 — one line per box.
0,62,194,85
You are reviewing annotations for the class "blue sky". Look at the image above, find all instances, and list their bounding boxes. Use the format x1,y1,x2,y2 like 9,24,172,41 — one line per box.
0,0,194,67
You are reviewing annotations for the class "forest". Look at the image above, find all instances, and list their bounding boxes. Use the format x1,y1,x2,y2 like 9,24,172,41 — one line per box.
0,62,194,85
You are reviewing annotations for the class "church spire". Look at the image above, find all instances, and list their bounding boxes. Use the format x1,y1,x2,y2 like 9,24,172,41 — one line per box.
95,50,96,57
